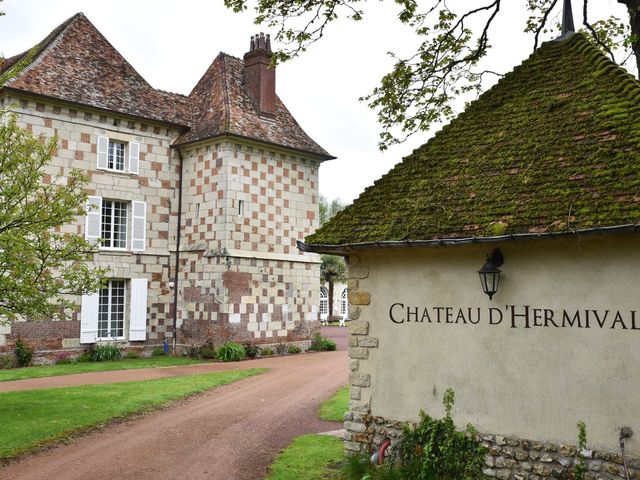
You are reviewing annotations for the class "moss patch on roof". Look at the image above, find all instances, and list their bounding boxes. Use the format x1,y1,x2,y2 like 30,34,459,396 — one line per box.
306,34,640,247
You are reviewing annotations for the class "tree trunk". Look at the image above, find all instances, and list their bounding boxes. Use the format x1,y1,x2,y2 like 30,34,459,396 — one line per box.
619,0,640,78
328,281,334,318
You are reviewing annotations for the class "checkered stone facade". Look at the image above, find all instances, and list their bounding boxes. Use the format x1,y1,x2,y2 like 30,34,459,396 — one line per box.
0,94,181,359
177,141,322,347
0,96,322,359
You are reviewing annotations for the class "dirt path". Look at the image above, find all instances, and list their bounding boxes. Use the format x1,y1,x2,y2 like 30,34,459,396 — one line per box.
0,350,348,480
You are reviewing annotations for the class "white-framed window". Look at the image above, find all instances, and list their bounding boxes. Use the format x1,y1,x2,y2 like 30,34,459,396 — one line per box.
97,136,140,174
85,196,146,252
108,140,126,171
320,286,329,316
341,288,348,316
81,278,148,343
101,199,128,249
98,279,126,339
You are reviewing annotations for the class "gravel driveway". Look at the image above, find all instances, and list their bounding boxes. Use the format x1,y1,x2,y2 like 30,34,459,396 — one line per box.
0,350,348,480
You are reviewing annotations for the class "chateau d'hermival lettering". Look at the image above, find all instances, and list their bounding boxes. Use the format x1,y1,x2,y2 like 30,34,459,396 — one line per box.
388,303,640,330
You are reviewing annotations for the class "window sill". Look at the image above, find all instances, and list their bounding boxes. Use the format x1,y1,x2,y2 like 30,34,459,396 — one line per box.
96,167,136,176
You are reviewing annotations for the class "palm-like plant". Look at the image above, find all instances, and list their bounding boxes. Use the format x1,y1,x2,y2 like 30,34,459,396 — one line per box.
320,255,347,318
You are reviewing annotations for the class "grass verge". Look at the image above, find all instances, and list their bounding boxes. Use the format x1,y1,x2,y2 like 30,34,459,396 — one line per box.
0,356,208,382
266,434,345,480
0,368,266,459
319,385,349,422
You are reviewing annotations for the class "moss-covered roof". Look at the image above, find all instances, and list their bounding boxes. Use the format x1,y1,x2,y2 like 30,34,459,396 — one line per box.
303,33,640,251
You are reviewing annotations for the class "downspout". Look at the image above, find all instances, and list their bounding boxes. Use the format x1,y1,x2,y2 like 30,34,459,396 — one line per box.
172,147,184,354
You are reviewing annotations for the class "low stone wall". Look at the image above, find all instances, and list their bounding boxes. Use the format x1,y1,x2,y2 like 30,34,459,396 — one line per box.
344,411,640,479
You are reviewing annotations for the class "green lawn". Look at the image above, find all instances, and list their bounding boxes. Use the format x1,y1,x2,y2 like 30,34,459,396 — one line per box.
0,356,208,382
266,434,345,480
319,385,349,422
0,368,266,459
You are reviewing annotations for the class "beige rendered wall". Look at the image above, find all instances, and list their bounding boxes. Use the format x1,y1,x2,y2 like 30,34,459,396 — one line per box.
353,234,640,456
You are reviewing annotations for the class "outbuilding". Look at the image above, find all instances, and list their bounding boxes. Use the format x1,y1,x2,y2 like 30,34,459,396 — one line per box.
300,18,640,479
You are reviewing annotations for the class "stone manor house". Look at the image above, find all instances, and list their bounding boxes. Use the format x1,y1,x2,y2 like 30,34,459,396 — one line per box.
0,13,333,356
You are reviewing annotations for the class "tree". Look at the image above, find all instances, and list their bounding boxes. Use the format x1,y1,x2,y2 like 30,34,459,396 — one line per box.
225,0,640,149
318,196,348,317
319,195,346,226
320,254,347,318
0,110,106,323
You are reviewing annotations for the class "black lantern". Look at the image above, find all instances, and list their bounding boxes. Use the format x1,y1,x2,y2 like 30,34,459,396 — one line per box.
478,249,504,300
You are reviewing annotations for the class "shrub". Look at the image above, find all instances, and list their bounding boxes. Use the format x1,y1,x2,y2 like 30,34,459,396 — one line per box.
216,341,246,362
125,351,141,359
260,347,274,356
14,338,33,367
90,344,122,362
77,351,92,363
0,354,14,369
276,343,288,355
243,342,259,358
288,345,302,354
341,389,485,480
55,351,75,364
199,341,217,360
308,334,337,352
395,389,485,479
182,344,200,358
151,346,166,357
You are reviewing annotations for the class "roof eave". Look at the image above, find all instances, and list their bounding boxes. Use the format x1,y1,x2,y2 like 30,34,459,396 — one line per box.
172,131,336,160
298,224,640,255
0,87,192,129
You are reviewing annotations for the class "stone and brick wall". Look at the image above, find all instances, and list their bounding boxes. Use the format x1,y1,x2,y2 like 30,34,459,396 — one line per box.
0,94,179,354
176,139,322,347
0,95,323,357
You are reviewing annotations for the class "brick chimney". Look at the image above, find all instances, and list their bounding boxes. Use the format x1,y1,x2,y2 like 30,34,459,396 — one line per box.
243,33,276,119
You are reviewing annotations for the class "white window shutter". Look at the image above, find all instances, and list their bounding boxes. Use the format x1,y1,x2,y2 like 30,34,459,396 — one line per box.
80,293,99,343
131,201,146,252
128,142,140,174
129,278,148,341
97,136,109,169
85,196,102,243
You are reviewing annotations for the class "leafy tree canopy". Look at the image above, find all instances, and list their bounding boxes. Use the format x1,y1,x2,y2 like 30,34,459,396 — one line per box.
225,0,640,149
319,195,346,226
0,110,106,323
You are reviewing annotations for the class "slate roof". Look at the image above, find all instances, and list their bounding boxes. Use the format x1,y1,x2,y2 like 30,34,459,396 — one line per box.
0,13,331,158
302,33,640,252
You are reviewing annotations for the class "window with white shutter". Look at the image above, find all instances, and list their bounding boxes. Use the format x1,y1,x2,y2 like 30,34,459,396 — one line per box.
129,278,148,341
131,201,146,252
128,142,140,174
97,136,109,169
80,292,99,343
98,280,126,339
85,196,102,243
96,137,141,174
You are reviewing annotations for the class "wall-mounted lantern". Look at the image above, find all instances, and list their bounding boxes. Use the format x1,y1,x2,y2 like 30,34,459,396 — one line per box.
478,248,504,300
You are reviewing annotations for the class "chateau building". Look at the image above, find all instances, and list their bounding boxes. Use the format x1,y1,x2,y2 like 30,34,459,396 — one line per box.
301,6,640,479
0,13,332,356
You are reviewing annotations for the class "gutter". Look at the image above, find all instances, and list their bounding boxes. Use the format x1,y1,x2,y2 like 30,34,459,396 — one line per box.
171,147,185,353
297,224,640,255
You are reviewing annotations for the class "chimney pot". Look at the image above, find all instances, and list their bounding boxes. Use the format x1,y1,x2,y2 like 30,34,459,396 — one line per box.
244,34,276,118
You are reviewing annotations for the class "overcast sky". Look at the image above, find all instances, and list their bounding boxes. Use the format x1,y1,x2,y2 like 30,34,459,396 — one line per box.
0,0,630,204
